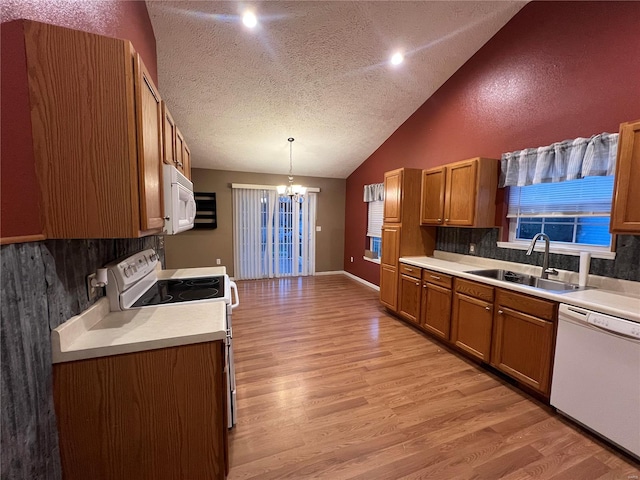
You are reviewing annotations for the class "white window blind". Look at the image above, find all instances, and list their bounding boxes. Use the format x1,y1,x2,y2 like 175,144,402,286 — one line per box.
367,200,384,238
507,176,614,218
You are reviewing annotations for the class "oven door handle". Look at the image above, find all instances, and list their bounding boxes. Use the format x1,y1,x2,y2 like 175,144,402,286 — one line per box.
230,281,240,310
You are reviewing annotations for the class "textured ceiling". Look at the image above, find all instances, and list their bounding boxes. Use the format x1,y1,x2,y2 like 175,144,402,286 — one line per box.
147,1,525,179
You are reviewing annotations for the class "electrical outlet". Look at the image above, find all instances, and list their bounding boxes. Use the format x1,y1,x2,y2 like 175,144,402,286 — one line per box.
316,226,322,232
216,259,221,265
469,243,476,254
87,274,98,302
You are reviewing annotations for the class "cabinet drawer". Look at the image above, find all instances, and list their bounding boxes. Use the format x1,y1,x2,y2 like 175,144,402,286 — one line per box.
399,264,421,279
455,278,494,302
422,269,452,289
496,289,557,321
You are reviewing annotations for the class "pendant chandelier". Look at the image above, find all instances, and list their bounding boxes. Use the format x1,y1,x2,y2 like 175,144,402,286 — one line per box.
277,137,306,202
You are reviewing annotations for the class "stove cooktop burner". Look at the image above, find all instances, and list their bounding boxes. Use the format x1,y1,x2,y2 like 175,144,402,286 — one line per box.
131,276,225,308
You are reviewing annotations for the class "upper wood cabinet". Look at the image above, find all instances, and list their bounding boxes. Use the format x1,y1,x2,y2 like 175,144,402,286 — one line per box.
610,119,640,233
420,157,499,227
162,105,192,180
2,20,165,241
162,102,177,166
383,168,403,222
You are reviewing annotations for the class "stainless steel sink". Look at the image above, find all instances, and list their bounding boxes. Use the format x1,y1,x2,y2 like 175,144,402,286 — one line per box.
465,269,585,293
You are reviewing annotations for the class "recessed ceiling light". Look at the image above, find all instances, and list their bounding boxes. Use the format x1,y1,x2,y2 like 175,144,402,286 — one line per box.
242,11,257,29
390,52,404,66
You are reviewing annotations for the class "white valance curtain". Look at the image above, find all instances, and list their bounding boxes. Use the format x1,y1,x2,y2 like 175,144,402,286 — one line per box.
363,183,384,202
499,133,618,187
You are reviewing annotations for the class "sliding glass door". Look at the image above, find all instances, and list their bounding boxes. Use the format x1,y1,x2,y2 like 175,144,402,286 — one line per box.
233,188,316,280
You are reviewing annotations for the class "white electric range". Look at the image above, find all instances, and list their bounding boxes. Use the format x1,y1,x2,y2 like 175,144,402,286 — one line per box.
104,249,238,429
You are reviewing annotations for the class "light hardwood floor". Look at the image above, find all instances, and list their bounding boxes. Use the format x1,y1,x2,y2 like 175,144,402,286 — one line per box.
228,275,639,479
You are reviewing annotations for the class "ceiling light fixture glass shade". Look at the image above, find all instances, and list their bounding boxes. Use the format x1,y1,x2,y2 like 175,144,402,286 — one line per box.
277,138,306,202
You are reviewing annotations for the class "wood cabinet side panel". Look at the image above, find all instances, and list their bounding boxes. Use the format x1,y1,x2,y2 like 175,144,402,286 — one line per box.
24,21,138,238
611,119,640,233
53,342,225,480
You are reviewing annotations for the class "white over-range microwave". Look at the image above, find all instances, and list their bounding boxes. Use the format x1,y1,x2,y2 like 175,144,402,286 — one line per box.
163,164,196,234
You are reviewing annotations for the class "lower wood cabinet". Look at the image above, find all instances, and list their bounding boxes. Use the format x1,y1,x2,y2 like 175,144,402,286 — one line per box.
491,289,557,396
380,265,398,310
421,269,452,340
451,279,495,362
53,341,228,480
398,273,421,324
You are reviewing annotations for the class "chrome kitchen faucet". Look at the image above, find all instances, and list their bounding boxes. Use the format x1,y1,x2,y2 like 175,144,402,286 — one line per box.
526,233,559,279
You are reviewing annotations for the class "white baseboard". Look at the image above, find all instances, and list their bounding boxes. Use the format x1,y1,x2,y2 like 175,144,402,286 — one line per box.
314,270,345,276
342,271,380,291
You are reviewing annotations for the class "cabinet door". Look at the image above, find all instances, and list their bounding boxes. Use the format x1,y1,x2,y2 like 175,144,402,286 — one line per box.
183,143,192,180
420,167,446,225
398,274,421,324
175,127,186,175
451,292,493,362
611,119,640,233
491,307,554,395
380,265,398,311
380,225,400,267
383,168,403,223
421,283,452,340
445,160,477,226
162,102,176,166
134,54,164,231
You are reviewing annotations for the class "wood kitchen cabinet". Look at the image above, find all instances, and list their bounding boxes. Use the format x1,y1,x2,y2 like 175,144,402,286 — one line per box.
451,278,495,362
162,105,192,180
420,157,498,227
379,168,436,312
398,264,422,324
420,269,452,340
53,341,228,480
610,119,640,233
491,289,556,396
380,225,400,310
1,20,167,242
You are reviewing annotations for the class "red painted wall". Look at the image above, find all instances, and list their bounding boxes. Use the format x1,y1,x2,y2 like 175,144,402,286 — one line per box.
345,1,640,286
1,1,157,239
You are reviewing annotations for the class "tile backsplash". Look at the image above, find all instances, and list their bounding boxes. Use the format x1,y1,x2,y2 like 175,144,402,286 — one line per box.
436,228,640,282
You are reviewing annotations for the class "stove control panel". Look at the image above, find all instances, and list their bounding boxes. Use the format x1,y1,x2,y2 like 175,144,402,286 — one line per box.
106,249,159,291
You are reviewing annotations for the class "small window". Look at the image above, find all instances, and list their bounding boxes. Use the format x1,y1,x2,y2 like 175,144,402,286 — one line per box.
508,176,614,250
367,200,384,258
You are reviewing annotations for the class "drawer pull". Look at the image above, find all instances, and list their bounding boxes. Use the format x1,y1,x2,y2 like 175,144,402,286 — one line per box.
430,275,441,280
485,306,491,311
498,310,504,314
415,282,420,286
406,268,413,272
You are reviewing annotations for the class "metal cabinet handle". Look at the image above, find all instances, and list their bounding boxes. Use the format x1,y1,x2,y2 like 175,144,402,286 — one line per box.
437,218,442,222
445,218,450,222
430,275,441,280
406,267,413,272
485,306,491,311
498,310,504,314
415,282,420,286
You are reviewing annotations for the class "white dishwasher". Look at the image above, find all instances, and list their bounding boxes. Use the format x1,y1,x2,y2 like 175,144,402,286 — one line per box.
551,304,640,460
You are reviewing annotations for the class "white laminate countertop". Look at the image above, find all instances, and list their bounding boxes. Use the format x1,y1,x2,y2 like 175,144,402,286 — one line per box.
400,254,640,322
52,297,227,364
157,266,227,279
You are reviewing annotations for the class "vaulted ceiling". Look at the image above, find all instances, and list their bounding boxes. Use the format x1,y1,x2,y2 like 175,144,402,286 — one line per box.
147,1,526,179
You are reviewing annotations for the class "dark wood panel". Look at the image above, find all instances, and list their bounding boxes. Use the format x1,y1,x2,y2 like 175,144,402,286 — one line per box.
227,275,638,479
0,237,163,480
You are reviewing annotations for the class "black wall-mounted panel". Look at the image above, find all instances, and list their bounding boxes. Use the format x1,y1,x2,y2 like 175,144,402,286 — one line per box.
194,192,217,229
